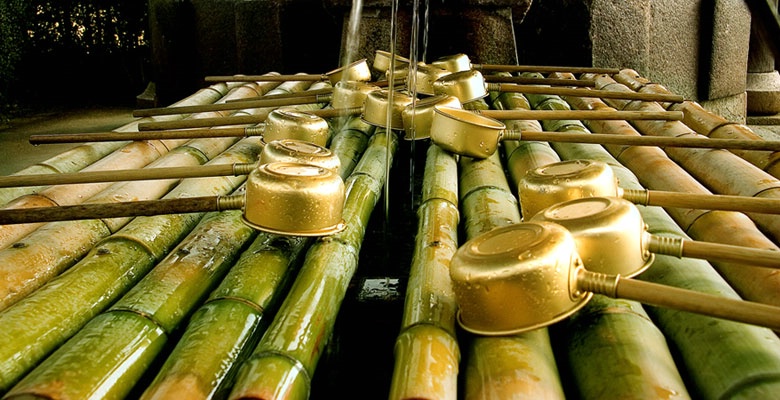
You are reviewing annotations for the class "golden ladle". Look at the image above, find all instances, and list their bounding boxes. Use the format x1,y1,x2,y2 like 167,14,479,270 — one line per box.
203,58,372,84
518,159,780,217
429,105,780,159
30,108,333,146
0,162,347,237
402,95,683,140
0,139,341,188
432,69,684,103
449,221,780,336
531,196,780,272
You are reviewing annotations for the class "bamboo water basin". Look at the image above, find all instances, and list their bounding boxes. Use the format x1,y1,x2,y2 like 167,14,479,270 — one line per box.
1,51,780,400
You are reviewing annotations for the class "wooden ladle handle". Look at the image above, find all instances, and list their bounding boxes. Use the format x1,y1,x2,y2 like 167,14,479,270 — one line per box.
0,195,244,224
577,269,780,331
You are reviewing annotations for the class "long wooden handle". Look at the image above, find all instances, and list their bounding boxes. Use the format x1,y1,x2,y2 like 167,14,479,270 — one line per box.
0,195,244,224
204,74,326,82
479,109,683,121
0,163,255,188
647,235,780,268
29,126,261,144
505,130,780,151
138,114,271,131
473,63,621,75
577,270,780,331
133,95,328,117
488,83,685,103
483,75,596,87
622,189,780,214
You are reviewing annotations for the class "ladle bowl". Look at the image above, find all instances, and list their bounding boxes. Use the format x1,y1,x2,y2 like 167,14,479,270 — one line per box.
430,105,504,158
243,162,346,236
259,139,341,175
325,58,372,84
373,50,411,73
361,89,415,130
431,53,472,73
519,159,619,220
530,196,654,277
450,221,592,335
432,69,488,103
402,95,462,140
388,64,451,96
263,109,331,147
331,80,380,109
451,220,780,335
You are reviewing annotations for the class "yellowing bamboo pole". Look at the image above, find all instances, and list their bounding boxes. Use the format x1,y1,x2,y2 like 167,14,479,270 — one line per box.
563,88,780,308
612,69,780,180
486,82,685,103
133,93,332,117
0,82,244,207
0,137,264,393
550,131,780,398
389,143,460,400
140,116,371,399
227,130,397,400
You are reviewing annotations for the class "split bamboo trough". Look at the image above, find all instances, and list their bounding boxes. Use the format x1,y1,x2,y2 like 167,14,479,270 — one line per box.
2,51,780,400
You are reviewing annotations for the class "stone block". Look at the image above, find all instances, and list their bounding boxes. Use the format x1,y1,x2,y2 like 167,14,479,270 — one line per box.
699,91,747,123
747,70,780,115
704,0,751,99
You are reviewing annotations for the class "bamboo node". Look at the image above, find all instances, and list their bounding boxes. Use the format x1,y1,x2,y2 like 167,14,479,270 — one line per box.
244,126,265,137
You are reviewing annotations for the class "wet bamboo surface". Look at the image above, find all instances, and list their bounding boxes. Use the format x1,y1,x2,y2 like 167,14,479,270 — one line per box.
1,63,780,400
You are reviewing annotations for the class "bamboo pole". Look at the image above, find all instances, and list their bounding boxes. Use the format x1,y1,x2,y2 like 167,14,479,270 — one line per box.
0,80,282,249
0,163,255,188
550,133,780,397
227,130,397,400
133,93,332,118
563,84,780,308
473,63,620,75
140,117,371,399
493,87,691,399
136,106,341,131
486,82,685,103
389,143,460,400
4,207,257,399
31,109,686,145
590,76,780,251
455,96,566,399
0,82,244,207
612,69,780,180
483,74,596,86
0,137,263,393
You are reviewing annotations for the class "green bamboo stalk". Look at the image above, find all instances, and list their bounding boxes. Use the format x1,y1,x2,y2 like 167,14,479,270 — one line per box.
227,130,397,400
389,143,460,400
5,207,256,399
545,99,780,399
458,96,566,399
139,117,371,400
0,137,263,394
